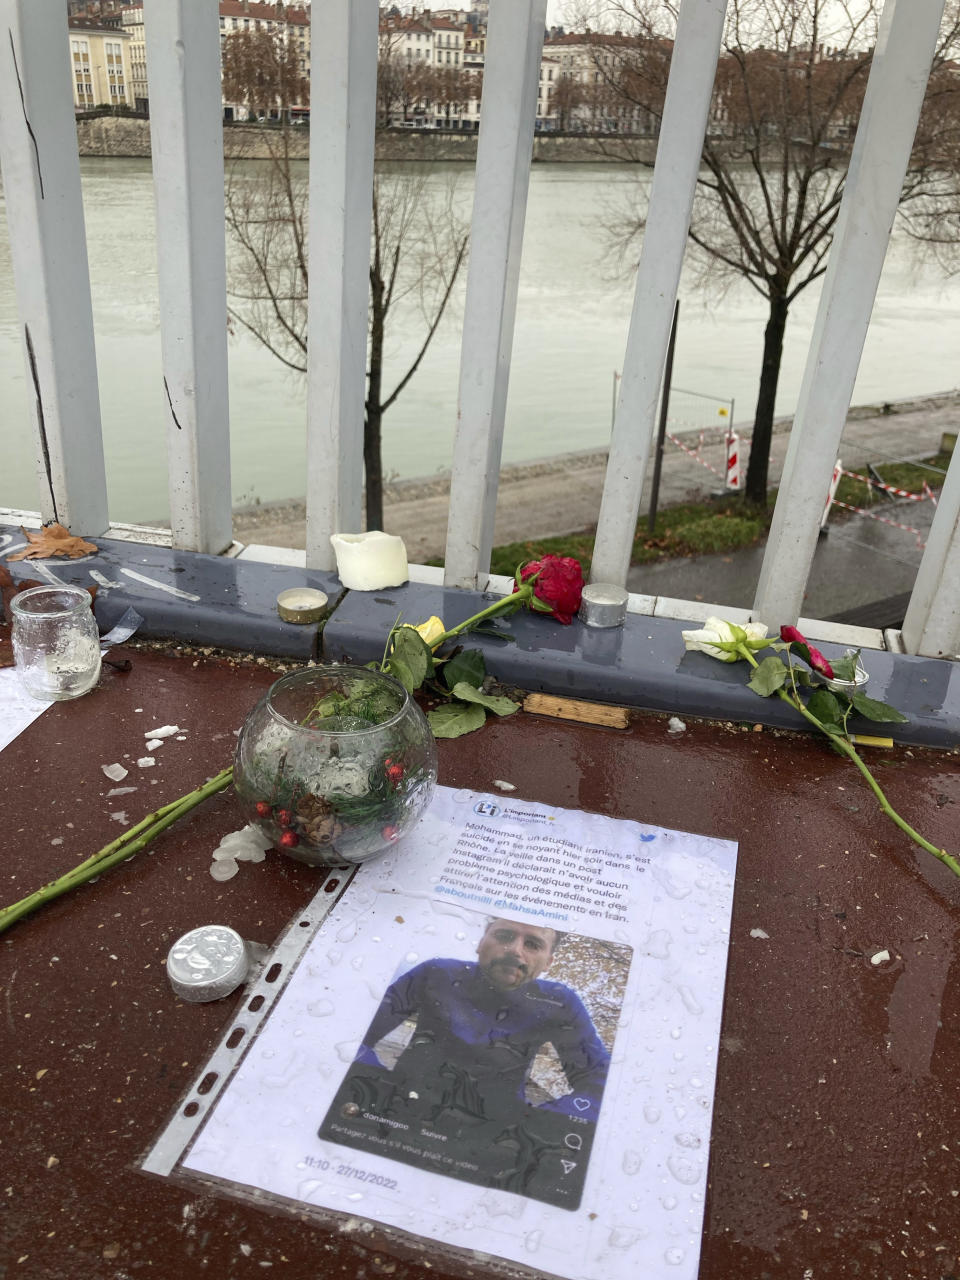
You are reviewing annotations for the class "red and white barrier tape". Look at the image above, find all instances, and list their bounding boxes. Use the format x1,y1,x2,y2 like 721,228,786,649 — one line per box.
839,467,930,502
666,431,725,480
829,498,927,548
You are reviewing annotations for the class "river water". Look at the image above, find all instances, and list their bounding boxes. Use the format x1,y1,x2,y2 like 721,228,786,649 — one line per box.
2,157,959,524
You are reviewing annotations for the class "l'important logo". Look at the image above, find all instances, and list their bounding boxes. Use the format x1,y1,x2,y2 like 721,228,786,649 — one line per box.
473,801,501,818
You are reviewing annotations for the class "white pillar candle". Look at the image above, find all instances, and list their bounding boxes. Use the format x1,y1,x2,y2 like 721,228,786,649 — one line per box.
330,531,409,590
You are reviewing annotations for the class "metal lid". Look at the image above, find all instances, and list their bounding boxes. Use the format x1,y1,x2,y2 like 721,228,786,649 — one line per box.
166,925,250,1003
579,582,629,629
277,588,329,624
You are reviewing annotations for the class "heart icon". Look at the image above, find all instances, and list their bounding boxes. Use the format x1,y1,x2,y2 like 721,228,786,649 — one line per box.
573,1097,590,1112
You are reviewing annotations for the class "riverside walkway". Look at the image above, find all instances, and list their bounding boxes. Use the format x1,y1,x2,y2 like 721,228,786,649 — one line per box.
232,391,958,566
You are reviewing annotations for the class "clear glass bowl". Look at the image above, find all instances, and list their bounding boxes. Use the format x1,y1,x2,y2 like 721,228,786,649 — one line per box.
10,585,102,701
234,665,437,867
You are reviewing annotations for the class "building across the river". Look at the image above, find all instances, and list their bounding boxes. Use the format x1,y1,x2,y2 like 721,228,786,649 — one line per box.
68,16,133,112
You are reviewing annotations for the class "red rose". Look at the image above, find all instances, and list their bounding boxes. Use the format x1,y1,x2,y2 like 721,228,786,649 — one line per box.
780,625,834,679
513,555,584,625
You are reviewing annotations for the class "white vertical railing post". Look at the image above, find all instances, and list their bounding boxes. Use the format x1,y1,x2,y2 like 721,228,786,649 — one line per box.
589,0,727,588
901,453,960,657
753,0,946,629
443,0,547,590
144,0,233,555
0,0,109,533
304,0,378,571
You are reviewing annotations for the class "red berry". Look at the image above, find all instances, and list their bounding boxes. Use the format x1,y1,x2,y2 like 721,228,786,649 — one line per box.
279,830,299,848
381,825,400,842
386,764,404,785
255,801,272,818
276,808,293,827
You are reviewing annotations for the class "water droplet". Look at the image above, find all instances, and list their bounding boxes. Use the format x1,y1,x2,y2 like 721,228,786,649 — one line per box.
455,931,466,941
674,1105,687,1121
678,986,703,1016
351,956,364,970
643,928,672,959
665,1246,685,1265
622,1149,642,1174
675,1132,701,1149
347,1191,363,1202
652,865,691,900
667,1153,702,1186
689,1076,703,1088
524,1230,543,1254
326,948,343,966
670,1027,682,1040
661,1195,678,1210
608,1227,639,1249
334,1039,361,1063
336,921,358,943
307,998,335,1018
405,951,419,963
261,1048,276,1060
673,1050,685,1061
643,1105,661,1124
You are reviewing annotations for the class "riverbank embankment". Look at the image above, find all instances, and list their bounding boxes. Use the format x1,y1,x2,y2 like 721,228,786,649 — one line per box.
231,390,960,561
75,116,657,163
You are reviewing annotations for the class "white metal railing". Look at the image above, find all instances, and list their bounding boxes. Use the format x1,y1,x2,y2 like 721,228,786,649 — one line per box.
144,0,232,554
0,0,958,659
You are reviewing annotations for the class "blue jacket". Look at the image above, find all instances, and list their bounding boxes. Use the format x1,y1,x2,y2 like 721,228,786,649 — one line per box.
355,958,610,1122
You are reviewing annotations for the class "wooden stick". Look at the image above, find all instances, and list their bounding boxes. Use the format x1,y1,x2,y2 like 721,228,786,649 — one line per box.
522,693,630,729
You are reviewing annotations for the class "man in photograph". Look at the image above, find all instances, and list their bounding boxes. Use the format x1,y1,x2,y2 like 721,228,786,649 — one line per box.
354,917,610,1124
319,917,616,1207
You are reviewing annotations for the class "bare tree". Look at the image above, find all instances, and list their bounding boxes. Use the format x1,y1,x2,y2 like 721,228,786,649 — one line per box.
221,27,307,122
569,0,960,505
225,133,468,529
552,73,589,131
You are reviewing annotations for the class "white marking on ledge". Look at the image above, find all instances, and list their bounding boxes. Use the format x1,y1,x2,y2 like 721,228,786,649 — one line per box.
120,568,201,601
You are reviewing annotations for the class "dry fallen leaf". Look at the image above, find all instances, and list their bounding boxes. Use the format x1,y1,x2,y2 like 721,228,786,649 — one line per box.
8,524,97,561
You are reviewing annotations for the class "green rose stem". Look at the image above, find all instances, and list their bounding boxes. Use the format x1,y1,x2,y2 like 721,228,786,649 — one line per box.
0,576,556,936
739,646,960,880
0,766,234,936
427,583,535,650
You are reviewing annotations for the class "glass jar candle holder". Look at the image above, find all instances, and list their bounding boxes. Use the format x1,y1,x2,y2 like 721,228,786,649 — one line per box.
234,665,438,867
10,585,102,702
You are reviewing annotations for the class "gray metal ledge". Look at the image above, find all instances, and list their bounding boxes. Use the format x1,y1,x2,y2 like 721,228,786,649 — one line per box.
4,541,958,748
322,579,960,750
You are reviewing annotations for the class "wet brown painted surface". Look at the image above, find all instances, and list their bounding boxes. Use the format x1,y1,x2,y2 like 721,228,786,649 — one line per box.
1,639,959,1280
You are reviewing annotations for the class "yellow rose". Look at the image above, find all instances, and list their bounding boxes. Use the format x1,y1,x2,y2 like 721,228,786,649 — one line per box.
404,615,446,651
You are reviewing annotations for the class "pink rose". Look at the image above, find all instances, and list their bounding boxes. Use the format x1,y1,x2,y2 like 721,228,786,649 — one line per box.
780,625,834,679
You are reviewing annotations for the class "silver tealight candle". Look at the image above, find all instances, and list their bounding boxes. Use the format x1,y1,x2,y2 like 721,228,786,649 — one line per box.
578,582,629,628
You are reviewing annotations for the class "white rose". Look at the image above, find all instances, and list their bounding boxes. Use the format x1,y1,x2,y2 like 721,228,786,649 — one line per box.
681,617,768,662
742,621,770,649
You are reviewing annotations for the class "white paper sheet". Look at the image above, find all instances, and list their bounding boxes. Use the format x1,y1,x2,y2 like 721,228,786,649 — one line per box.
182,786,738,1280
0,667,49,753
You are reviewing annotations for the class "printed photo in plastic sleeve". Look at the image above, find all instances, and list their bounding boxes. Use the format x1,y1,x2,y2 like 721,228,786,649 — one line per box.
318,905,632,1209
